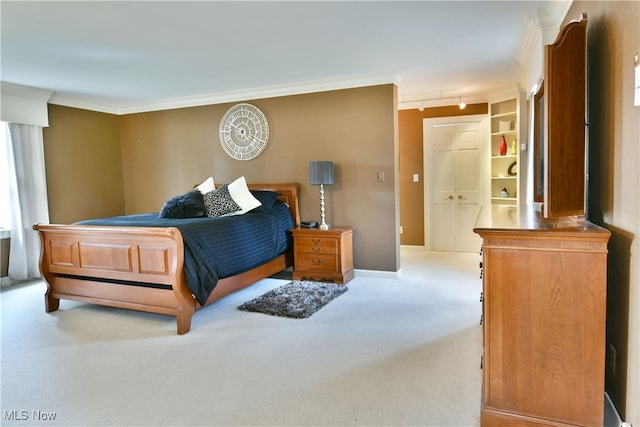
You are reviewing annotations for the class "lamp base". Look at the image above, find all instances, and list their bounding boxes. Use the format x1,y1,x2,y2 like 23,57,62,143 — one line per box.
318,184,330,231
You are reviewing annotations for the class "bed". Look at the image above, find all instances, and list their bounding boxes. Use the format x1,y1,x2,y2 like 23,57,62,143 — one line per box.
33,183,300,335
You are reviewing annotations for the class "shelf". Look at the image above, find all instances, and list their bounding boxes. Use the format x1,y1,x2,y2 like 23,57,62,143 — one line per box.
489,96,519,206
491,111,517,119
490,98,517,116
491,130,517,136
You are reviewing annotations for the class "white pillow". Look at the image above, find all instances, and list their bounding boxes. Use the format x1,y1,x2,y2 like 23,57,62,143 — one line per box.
195,177,215,194
227,176,262,215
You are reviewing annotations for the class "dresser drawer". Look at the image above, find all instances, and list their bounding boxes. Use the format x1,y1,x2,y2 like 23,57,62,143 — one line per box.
296,236,337,255
296,253,337,271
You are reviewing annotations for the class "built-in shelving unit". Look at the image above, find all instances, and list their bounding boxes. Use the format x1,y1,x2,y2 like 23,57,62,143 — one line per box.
489,98,519,205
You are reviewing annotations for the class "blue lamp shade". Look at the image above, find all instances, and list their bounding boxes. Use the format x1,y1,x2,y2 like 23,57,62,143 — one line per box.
310,161,334,185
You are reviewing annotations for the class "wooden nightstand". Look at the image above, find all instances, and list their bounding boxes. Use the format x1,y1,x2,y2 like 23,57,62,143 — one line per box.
290,226,354,284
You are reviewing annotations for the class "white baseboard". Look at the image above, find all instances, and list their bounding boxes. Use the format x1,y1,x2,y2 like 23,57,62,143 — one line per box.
355,268,401,279
400,244,428,252
605,392,632,427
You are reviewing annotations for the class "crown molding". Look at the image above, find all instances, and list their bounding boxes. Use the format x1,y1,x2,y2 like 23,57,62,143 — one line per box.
1,81,54,126
516,1,573,69
544,0,573,30
48,73,402,115
516,13,542,69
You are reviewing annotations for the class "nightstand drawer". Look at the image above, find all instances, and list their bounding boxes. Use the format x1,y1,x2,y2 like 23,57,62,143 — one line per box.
296,253,337,271
296,237,337,255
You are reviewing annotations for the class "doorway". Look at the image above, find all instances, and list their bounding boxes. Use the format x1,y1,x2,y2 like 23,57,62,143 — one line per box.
423,115,485,252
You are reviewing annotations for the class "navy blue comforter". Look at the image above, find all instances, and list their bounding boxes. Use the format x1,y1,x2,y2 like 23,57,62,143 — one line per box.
75,201,294,305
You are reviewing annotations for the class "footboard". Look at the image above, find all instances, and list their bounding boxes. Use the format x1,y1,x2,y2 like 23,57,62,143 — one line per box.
33,224,196,334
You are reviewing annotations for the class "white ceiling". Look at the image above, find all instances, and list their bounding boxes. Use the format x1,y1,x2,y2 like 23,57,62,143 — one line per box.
1,1,568,114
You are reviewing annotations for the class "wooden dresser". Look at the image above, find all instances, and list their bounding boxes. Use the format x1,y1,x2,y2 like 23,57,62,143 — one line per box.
474,205,610,427
290,226,354,284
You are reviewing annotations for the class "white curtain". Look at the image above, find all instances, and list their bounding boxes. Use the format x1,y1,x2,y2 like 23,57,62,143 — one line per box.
4,122,50,281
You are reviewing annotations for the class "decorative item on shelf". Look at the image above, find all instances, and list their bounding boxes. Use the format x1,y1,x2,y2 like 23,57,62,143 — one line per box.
511,138,517,155
310,161,334,230
508,161,517,176
500,188,510,198
499,135,508,156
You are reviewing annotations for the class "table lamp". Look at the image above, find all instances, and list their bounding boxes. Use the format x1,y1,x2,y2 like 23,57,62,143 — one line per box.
309,161,334,230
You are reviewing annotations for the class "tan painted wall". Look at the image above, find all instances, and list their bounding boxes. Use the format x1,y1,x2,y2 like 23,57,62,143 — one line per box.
564,2,640,423
398,103,488,246
43,85,400,272
43,105,124,223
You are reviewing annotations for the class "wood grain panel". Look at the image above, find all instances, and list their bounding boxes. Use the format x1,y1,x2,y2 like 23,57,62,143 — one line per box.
485,248,606,424
49,240,76,267
138,246,170,275
79,242,133,271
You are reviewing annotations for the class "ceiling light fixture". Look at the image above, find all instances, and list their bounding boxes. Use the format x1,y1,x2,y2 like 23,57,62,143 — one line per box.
402,91,468,111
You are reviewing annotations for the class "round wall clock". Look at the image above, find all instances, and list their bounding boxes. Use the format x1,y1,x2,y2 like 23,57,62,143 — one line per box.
219,103,269,161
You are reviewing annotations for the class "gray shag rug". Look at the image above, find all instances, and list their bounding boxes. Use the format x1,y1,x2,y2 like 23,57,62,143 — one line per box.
238,281,348,319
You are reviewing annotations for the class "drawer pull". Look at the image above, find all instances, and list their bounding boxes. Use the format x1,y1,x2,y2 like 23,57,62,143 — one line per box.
312,247,321,253
311,238,321,244
311,258,322,266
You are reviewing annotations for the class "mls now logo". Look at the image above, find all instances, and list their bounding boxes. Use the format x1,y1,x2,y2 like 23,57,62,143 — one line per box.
4,410,57,421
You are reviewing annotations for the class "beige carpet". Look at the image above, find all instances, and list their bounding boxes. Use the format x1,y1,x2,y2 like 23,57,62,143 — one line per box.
0,249,482,426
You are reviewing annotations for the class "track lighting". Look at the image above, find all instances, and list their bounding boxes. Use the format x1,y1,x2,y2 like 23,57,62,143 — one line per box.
402,91,468,111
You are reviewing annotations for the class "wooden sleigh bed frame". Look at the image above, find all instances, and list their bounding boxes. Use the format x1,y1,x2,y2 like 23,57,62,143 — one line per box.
33,183,300,335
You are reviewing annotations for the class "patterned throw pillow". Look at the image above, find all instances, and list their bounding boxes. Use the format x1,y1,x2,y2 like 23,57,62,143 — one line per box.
203,184,241,217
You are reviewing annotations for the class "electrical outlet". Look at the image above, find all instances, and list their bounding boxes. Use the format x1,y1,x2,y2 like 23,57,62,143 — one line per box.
413,173,419,182
607,344,617,375
399,226,404,234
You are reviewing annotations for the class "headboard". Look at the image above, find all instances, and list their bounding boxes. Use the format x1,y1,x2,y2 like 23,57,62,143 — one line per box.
205,181,300,227
247,183,300,227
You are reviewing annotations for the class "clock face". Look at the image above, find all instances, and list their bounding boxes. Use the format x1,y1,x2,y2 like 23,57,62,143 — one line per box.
219,103,269,160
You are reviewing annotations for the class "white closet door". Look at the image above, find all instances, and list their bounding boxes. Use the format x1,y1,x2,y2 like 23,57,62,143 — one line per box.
424,116,484,252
